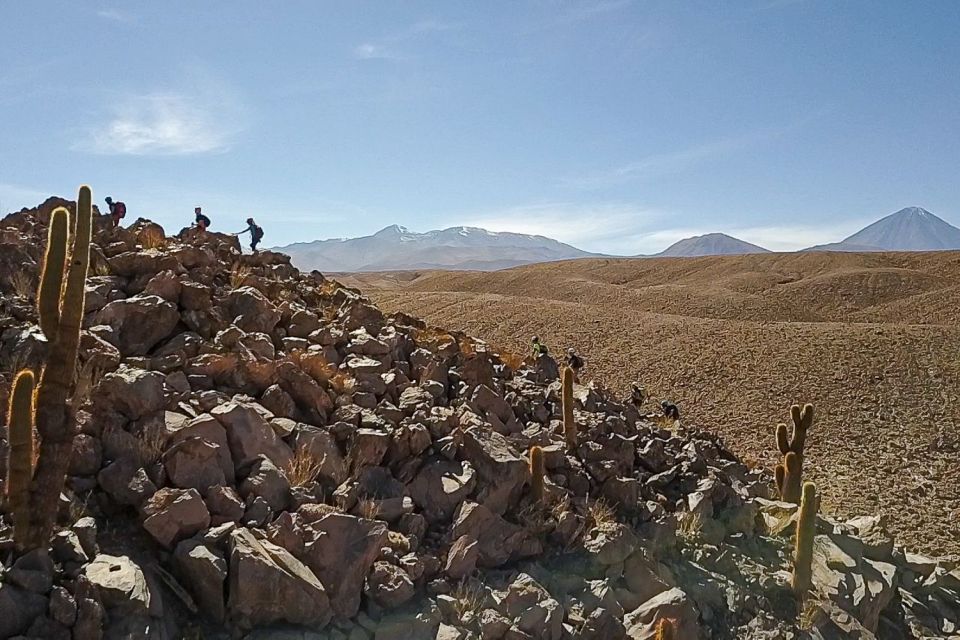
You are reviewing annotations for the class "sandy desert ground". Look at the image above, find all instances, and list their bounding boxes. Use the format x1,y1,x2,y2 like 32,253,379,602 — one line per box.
341,251,960,557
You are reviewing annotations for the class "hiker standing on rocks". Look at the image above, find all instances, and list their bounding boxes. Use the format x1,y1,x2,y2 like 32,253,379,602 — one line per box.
630,383,646,409
531,335,547,358
104,196,126,228
235,217,264,253
661,399,680,421
194,207,211,233
566,347,584,381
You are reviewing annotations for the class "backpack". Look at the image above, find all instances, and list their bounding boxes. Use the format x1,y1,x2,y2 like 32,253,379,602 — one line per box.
251,224,264,242
114,202,127,218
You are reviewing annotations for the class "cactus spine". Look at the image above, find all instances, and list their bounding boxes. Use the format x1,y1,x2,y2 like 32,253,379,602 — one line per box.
792,481,818,597
17,185,93,548
529,446,545,501
654,618,677,640
562,366,576,451
774,403,813,502
6,370,36,548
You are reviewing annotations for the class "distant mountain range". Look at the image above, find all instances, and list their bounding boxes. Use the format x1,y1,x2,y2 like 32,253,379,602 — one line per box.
275,225,598,272
275,207,960,271
655,232,771,257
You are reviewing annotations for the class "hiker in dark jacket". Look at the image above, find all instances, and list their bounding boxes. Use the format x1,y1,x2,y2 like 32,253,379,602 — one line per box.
235,217,264,252
661,400,680,421
566,348,584,380
194,207,211,232
104,196,126,228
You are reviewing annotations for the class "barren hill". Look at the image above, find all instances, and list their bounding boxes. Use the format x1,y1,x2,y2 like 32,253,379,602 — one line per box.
350,252,960,557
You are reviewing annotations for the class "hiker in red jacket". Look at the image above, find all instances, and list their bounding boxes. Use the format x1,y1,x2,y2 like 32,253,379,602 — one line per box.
104,196,126,228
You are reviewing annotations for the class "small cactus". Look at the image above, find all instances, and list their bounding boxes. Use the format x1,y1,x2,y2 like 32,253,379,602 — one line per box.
777,403,813,456
774,403,813,502
529,446,545,501
792,481,819,597
5,370,36,548
562,366,576,451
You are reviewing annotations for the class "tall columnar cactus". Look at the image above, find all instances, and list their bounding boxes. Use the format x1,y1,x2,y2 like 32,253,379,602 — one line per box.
529,445,545,501
792,481,819,597
774,403,814,502
5,370,36,548
18,185,92,548
562,366,576,451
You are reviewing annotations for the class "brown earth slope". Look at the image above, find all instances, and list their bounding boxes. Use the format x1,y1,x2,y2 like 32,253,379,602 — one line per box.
346,252,960,557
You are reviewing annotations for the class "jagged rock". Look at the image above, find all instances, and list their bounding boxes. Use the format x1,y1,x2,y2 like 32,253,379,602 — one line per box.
445,535,480,580
95,365,166,420
224,286,281,334
240,455,291,512
49,586,78,627
95,294,179,355
451,501,527,568
294,425,348,485
0,582,48,638
84,554,152,614
584,522,639,565
98,457,157,506
502,574,564,640
205,485,247,524
163,436,226,492
460,427,528,515
228,527,331,628
167,412,237,484
142,488,211,548
69,433,103,477
623,587,699,639
211,399,293,469
407,459,477,523
7,549,55,593
301,513,389,618
174,539,228,623
366,561,417,608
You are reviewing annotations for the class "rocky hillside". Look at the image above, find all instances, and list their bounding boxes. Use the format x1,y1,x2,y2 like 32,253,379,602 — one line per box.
656,233,771,257
276,225,599,272
0,196,957,639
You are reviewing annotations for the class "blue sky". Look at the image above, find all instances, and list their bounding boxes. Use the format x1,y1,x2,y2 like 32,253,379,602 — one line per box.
2,1,959,254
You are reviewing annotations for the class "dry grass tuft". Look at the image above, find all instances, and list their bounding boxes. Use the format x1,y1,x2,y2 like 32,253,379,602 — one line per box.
585,498,618,532
9,271,34,298
286,447,325,487
230,264,252,290
451,580,487,621
139,227,168,250
136,428,168,466
357,499,381,520
677,511,704,542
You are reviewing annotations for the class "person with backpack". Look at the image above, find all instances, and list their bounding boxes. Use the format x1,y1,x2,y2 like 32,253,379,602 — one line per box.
566,347,585,381
235,217,264,252
104,196,126,228
194,207,211,232
531,335,548,358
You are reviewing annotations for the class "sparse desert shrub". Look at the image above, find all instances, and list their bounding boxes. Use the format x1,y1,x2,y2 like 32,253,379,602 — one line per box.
451,580,487,621
286,446,324,487
139,226,167,250
9,270,34,298
230,264,252,290
677,511,704,542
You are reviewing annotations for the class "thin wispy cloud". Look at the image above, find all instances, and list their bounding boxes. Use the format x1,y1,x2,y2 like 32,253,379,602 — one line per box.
80,70,247,156
97,8,134,23
566,127,787,190
352,19,460,61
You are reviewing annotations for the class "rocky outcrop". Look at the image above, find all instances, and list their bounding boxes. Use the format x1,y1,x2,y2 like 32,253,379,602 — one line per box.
0,206,957,640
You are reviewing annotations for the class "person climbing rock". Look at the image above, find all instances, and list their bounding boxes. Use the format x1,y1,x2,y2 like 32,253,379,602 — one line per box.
104,196,126,228
235,217,264,253
194,207,211,232
531,335,548,358
661,400,680,421
566,348,584,377
630,384,646,409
